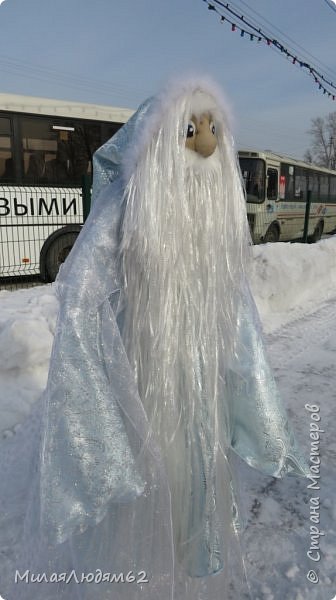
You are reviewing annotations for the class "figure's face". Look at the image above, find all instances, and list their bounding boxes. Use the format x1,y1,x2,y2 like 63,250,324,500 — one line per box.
185,112,217,158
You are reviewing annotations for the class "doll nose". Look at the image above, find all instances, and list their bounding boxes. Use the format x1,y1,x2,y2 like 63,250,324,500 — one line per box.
185,114,218,157
194,116,217,158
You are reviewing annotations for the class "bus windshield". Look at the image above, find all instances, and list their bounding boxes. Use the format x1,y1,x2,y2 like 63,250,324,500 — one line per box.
239,157,265,203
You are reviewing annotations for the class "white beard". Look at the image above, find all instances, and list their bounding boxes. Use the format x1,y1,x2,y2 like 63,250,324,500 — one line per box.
120,148,230,438
117,89,251,566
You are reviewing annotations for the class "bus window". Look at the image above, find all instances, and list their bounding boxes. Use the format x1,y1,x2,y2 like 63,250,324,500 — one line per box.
308,172,319,202
0,117,14,183
238,157,265,203
280,163,294,200
20,117,104,185
66,122,102,179
319,175,329,203
102,122,123,143
266,168,278,200
330,175,336,203
21,117,58,184
294,167,307,200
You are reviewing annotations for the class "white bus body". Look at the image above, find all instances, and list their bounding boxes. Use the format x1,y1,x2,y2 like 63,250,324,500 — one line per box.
0,185,82,279
0,93,134,280
238,150,336,243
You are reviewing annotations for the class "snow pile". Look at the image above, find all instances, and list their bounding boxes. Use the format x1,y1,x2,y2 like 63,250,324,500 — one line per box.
0,286,58,433
250,236,336,333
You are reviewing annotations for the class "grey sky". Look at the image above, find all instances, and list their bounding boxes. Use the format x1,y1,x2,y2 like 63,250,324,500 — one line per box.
0,0,335,159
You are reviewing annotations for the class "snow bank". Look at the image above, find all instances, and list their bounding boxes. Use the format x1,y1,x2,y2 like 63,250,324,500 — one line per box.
250,236,336,333
0,286,58,433
0,236,335,433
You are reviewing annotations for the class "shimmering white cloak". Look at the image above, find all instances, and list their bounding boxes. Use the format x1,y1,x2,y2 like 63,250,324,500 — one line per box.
0,79,308,600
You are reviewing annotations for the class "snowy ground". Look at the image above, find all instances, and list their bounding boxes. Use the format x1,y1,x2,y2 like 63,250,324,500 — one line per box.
0,237,335,599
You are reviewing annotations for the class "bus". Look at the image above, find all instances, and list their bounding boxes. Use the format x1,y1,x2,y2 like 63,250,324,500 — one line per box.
238,149,336,243
0,93,134,281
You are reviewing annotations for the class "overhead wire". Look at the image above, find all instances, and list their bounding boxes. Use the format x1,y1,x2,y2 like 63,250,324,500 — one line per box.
322,0,336,14
0,54,139,106
230,0,336,81
203,0,336,100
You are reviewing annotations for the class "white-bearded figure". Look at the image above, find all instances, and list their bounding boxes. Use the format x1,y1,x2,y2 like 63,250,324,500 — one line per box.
0,79,308,600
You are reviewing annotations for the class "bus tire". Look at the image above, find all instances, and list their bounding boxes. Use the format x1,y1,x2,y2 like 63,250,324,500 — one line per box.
263,223,280,243
43,230,80,282
309,221,323,243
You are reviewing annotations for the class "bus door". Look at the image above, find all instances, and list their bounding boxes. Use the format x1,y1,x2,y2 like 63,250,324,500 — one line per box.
265,165,279,230
279,164,305,240
307,172,320,236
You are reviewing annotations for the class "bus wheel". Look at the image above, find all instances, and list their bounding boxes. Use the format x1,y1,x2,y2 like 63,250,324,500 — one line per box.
45,231,79,282
309,221,323,243
263,223,280,243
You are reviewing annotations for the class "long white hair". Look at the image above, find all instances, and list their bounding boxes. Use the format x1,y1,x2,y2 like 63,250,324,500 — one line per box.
118,79,251,568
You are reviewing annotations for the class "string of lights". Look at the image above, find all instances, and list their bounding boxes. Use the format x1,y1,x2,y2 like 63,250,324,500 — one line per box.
230,0,336,81
203,0,336,101
322,0,336,14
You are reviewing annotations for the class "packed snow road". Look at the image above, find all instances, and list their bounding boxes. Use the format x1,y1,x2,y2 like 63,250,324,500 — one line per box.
240,298,336,600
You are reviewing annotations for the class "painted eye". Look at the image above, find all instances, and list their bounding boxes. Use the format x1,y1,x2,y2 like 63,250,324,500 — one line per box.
186,121,196,138
210,121,215,135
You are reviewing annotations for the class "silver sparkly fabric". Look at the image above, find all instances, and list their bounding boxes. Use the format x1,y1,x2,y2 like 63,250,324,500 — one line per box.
0,80,308,600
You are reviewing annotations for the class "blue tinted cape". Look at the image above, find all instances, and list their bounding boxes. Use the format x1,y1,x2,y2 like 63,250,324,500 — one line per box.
0,87,308,600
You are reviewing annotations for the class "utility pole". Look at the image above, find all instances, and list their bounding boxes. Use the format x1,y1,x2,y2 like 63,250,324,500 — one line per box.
328,136,335,169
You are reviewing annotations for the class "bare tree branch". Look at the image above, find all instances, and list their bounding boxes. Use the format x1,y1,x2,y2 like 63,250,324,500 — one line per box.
306,112,336,168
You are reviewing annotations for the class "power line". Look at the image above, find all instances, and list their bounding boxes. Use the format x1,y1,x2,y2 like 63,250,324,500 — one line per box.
230,0,336,81
0,54,139,105
322,0,336,14
204,0,336,100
